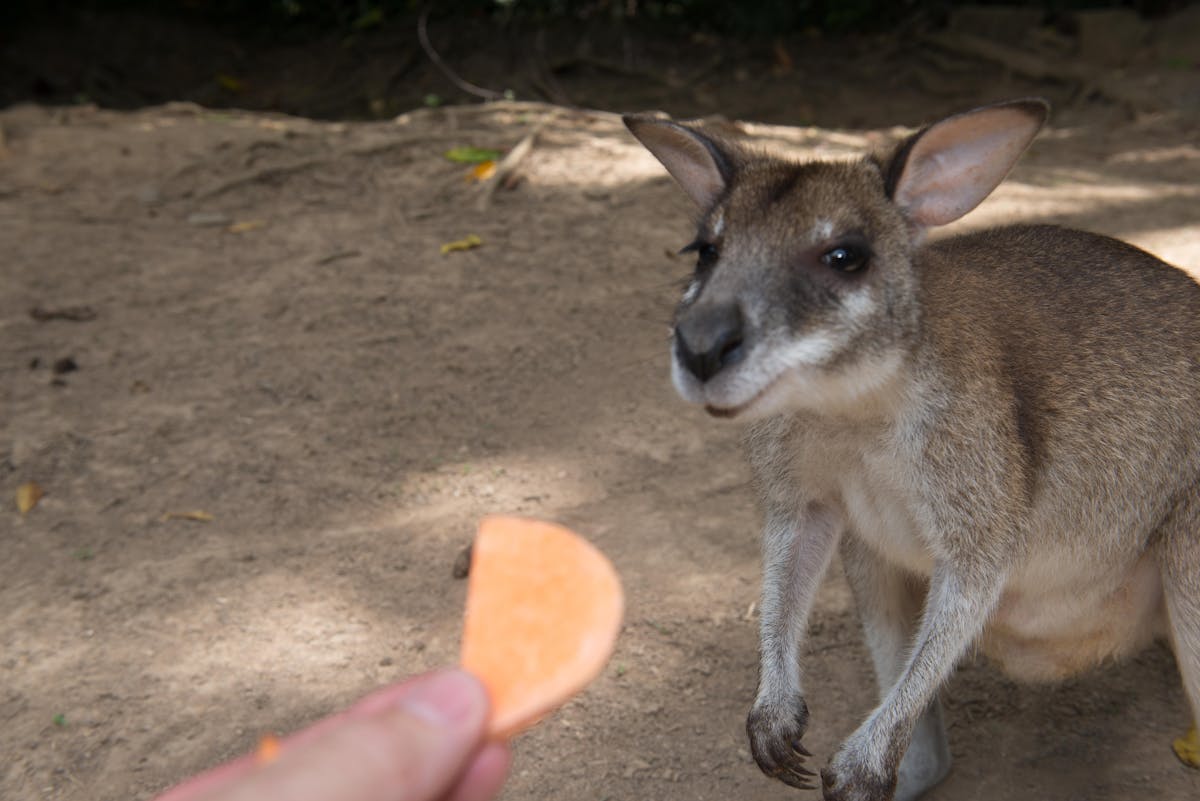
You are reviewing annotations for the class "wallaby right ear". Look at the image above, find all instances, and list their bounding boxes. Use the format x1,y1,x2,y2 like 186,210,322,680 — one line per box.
623,115,734,210
886,98,1049,229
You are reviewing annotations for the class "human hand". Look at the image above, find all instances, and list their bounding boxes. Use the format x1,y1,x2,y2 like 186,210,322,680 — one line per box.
154,669,510,801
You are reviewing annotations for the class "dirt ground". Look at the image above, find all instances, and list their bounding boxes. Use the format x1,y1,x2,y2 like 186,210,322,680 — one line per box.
4,20,1200,801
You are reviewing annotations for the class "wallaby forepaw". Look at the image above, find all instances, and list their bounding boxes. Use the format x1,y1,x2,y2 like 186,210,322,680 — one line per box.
1174,726,1200,769
819,766,896,801
747,696,817,789
820,746,898,801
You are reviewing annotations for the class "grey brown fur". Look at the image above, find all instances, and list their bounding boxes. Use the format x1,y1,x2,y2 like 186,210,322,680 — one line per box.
623,100,1200,801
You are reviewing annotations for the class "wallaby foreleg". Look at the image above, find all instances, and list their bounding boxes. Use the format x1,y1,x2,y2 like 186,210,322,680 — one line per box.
821,564,1003,801
841,537,951,801
747,502,842,789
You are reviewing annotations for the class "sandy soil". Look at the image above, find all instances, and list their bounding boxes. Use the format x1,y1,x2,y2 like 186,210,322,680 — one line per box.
2,89,1200,801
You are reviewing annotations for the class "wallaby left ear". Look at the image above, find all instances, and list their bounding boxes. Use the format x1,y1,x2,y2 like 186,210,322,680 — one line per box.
886,98,1049,229
623,115,735,210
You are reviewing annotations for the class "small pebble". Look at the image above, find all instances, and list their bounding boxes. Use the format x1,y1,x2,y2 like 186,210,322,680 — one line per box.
452,544,473,579
136,186,162,205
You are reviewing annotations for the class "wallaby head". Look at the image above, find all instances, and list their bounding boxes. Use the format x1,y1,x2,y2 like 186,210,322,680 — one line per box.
624,99,1048,421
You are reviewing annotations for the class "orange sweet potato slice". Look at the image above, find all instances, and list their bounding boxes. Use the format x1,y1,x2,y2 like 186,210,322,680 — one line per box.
461,515,624,739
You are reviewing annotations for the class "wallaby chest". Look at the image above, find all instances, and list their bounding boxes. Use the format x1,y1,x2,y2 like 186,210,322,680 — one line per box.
771,412,936,577
837,449,932,577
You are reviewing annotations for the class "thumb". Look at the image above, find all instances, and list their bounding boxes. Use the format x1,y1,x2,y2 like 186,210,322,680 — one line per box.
204,669,491,801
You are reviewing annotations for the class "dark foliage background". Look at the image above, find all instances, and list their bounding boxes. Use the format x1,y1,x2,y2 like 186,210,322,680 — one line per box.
3,0,1191,38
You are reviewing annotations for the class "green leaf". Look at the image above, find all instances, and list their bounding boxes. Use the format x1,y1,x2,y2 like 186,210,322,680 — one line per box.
352,6,384,30
53,714,66,727
444,147,502,165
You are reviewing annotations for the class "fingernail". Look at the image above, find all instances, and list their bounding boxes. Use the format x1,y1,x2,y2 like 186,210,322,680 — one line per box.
400,669,486,729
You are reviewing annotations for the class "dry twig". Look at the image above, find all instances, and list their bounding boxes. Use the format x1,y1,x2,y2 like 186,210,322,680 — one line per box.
418,11,504,101
476,112,560,210
196,157,324,199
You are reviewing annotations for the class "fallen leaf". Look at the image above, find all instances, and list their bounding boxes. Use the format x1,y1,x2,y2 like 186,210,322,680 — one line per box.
161,510,214,523
16,482,44,515
1175,726,1200,768
228,220,266,234
445,147,501,165
468,160,497,182
440,234,483,255
29,305,97,322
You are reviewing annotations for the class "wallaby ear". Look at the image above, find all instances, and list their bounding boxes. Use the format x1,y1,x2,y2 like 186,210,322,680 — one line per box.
623,115,734,210
886,98,1049,228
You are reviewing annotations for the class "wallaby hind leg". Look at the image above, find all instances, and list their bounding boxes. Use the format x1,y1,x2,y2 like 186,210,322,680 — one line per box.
1158,494,1200,770
841,538,952,800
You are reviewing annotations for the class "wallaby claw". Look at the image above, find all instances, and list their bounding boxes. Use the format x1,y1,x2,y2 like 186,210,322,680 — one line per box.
780,769,816,791
747,696,815,789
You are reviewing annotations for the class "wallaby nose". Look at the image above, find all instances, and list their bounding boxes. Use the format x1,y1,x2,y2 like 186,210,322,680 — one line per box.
675,304,746,383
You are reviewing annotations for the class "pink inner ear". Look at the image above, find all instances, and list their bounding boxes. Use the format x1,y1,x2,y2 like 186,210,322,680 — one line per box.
895,106,1044,229
631,122,727,210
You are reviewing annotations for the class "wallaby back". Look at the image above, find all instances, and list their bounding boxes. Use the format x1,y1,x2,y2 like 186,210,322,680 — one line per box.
918,224,1200,525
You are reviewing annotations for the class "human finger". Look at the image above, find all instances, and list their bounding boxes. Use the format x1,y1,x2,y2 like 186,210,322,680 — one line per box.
442,741,512,801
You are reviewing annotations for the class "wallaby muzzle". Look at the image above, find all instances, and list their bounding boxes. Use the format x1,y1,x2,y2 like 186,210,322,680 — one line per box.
674,303,746,383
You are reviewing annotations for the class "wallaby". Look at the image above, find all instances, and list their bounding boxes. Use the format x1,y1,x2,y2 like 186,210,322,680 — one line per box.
624,99,1200,801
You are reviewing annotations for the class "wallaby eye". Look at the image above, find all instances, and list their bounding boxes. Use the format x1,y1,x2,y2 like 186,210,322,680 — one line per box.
681,241,720,272
821,244,868,274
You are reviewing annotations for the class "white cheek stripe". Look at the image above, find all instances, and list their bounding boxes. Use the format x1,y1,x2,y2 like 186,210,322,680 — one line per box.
770,331,838,369
841,289,877,324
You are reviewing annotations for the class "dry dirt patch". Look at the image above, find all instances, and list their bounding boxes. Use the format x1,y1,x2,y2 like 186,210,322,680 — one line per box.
2,100,1199,801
